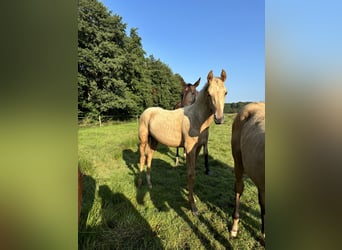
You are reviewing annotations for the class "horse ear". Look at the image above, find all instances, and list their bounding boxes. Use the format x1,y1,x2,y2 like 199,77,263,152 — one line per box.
221,69,227,82
207,70,213,82
194,77,201,87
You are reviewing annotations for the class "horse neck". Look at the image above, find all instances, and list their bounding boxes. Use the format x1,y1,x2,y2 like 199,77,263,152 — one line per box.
189,83,214,125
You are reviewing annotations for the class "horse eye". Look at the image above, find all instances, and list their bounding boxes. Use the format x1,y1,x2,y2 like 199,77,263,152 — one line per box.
225,91,227,96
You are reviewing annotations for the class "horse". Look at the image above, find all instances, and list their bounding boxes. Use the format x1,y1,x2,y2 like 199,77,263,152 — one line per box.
138,69,227,214
173,77,211,175
173,77,200,110
230,102,265,239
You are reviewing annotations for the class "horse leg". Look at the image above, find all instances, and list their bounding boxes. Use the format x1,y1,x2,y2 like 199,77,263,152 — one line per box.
258,188,265,239
231,175,244,237
231,152,244,237
186,145,201,215
203,143,210,175
138,140,147,188
146,137,158,189
202,128,210,175
175,147,179,166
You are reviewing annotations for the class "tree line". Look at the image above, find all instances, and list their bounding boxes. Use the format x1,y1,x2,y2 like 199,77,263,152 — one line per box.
78,0,250,123
78,0,184,122
224,102,252,114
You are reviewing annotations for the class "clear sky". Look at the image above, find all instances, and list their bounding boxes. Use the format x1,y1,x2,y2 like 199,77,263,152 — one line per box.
101,0,264,103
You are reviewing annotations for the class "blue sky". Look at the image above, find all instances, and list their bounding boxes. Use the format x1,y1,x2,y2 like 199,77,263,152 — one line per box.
101,0,264,103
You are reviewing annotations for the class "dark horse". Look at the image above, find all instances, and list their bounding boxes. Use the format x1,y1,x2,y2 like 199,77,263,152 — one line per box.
138,69,227,214
230,102,265,239
173,77,211,175
173,77,200,110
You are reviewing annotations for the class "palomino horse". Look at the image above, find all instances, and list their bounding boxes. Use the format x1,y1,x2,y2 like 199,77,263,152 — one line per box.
138,69,227,214
230,102,265,239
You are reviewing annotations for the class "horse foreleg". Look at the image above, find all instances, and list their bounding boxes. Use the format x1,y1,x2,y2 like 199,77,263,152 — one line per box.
186,146,201,215
203,143,210,175
187,164,197,214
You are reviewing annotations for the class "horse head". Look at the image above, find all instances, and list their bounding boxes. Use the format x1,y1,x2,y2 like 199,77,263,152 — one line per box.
207,69,227,124
180,77,201,106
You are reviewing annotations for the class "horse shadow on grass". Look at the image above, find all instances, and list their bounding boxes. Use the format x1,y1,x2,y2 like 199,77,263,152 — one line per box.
123,146,264,249
78,167,163,249
97,185,163,249
79,173,96,231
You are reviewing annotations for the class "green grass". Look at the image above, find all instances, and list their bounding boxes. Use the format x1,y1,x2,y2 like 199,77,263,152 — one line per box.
78,114,265,249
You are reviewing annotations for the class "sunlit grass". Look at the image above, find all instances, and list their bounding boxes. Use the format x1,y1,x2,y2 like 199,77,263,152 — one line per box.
78,114,264,249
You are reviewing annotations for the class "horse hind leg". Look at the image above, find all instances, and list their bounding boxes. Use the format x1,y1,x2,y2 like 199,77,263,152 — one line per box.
146,136,158,189
231,151,244,237
258,188,265,239
138,139,147,188
175,147,179,166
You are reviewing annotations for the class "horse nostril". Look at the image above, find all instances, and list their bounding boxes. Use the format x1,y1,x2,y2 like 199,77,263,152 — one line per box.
214,116,224,124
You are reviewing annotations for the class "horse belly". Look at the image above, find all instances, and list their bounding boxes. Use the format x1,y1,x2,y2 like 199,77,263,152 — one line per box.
241,144,265,188
149,118,182,147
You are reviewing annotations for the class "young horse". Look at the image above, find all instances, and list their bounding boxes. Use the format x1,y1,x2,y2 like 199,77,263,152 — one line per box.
230,102,265,238
138,69,227,214
173,77,200,110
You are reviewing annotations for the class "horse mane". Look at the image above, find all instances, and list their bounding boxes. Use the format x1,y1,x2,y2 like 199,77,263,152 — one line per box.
194,82,209,103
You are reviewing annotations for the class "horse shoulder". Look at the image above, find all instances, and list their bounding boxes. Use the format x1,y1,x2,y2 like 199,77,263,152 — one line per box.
200,114,214,133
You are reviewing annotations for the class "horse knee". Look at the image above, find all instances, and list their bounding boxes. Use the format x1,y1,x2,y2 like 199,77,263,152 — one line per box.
235,181,244,195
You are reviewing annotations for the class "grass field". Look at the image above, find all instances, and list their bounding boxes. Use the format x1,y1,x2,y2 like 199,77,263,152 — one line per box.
78,114,265,249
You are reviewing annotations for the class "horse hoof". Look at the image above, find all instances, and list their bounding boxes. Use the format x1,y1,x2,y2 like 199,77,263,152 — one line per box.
192,210,200,216
260,234,265,246
230,230,238,238
205,170,211,175
191,205,199,215
148,184,152,189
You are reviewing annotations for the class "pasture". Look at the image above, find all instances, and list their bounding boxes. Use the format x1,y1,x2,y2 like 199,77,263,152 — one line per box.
78,114,265,249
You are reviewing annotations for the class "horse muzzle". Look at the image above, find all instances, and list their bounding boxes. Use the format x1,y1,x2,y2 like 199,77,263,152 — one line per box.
214,115,224,124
